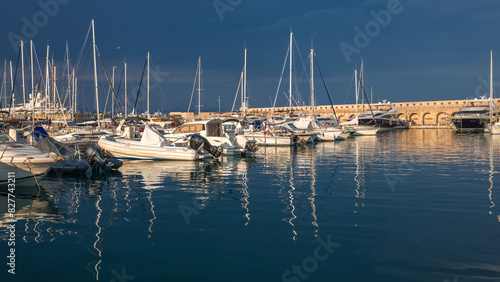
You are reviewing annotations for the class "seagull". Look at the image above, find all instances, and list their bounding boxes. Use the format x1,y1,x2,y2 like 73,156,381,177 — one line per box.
116,46,121,50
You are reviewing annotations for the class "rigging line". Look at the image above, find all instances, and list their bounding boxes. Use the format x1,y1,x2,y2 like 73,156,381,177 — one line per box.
357,75,375,121
150,58,170,113
132,57,147,114
102,78,112,115
32,43,44,90
292,35,310,89
272,46,290,116
8,46,22,116
73,23,92,74
231,71,243,113
344,71,354,105
115,67,124,98
187,61,199,113
314,55,339,122
95,45,124,116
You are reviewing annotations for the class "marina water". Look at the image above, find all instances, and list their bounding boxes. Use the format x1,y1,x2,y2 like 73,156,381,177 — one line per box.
1,129,499,281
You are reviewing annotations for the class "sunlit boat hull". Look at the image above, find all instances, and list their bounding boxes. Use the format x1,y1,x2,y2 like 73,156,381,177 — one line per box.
0,145,57,186
98,136,205,161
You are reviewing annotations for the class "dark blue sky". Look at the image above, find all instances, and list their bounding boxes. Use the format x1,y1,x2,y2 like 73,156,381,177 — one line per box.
1,0,500,113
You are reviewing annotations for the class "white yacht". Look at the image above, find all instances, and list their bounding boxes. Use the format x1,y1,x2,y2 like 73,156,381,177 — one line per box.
164,119,258,156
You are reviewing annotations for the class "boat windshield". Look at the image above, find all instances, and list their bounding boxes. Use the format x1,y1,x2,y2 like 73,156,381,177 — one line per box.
0,134,15,143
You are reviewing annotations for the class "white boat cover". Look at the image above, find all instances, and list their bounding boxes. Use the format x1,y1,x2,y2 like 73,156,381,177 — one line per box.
293,118,313,130
140,125,169,147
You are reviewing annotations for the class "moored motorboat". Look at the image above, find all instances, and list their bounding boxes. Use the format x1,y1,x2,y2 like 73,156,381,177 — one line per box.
98,124,221,161
0,134,58,186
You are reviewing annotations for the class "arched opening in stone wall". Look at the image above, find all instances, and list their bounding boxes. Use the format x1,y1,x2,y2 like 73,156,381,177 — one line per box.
337,115,345,123
423,113,433,125
397,113,406,121
409,113,420,125
436,112,448,125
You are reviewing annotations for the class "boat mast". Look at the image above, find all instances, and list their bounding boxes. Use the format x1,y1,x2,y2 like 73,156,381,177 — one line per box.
360,59,364,114
75,78,78,117
45,45,49,119
124,62,127,117
243,47,247,116
147,52,150,119
72,68,75,120
289,31,293,114
92,19,100,128
490,50,494,122
197,56,202,117
112,66,116,119
310,48,314,117
9,60,13,113
65,41,70,110
21,41,25,109
30,40,34,109
1,61,6,108
355,69,358,116
52,56,55,117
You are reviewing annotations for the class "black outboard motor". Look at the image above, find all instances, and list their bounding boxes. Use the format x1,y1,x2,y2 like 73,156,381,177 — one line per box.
245,140,259,153
189,134,223,158
86,146,123,173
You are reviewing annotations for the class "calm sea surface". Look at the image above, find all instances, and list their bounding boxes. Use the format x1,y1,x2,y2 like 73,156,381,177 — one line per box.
1,129,499,282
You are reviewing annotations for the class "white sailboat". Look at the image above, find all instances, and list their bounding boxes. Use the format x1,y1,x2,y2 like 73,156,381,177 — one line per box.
306,48,348,141
485,50,500,134
341,61,381,136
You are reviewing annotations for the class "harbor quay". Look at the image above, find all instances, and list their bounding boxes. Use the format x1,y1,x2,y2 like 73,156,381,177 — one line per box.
189,98,499,127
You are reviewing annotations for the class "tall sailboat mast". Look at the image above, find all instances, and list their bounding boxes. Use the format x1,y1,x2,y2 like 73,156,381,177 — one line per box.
147,52,150,119
355,69,358,116
197,56,202,117
72,68,75,120
1,61,6,108
243,47,247,116
310,48,315,117
490,50,494,123
124,62,127,117
9,61,13,112
92,19,100,128
45,45,49,118
289,31,293,114
112,66,116,118
52,56,55,116
21,41,25,109
66,41,71,112
360,59,364,113
30,40,34,106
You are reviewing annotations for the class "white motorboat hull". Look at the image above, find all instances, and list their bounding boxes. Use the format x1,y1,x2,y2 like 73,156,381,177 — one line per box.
98,136,204,161
244,133,293,146
0,145,57,186
314,129,347,141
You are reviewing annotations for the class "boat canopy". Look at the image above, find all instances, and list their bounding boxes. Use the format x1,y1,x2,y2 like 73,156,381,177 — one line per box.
141,124,169,147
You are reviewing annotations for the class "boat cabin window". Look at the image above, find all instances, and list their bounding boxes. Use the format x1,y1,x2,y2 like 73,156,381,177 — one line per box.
173,124,205,134
0,134,15,143
207,122,222,137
